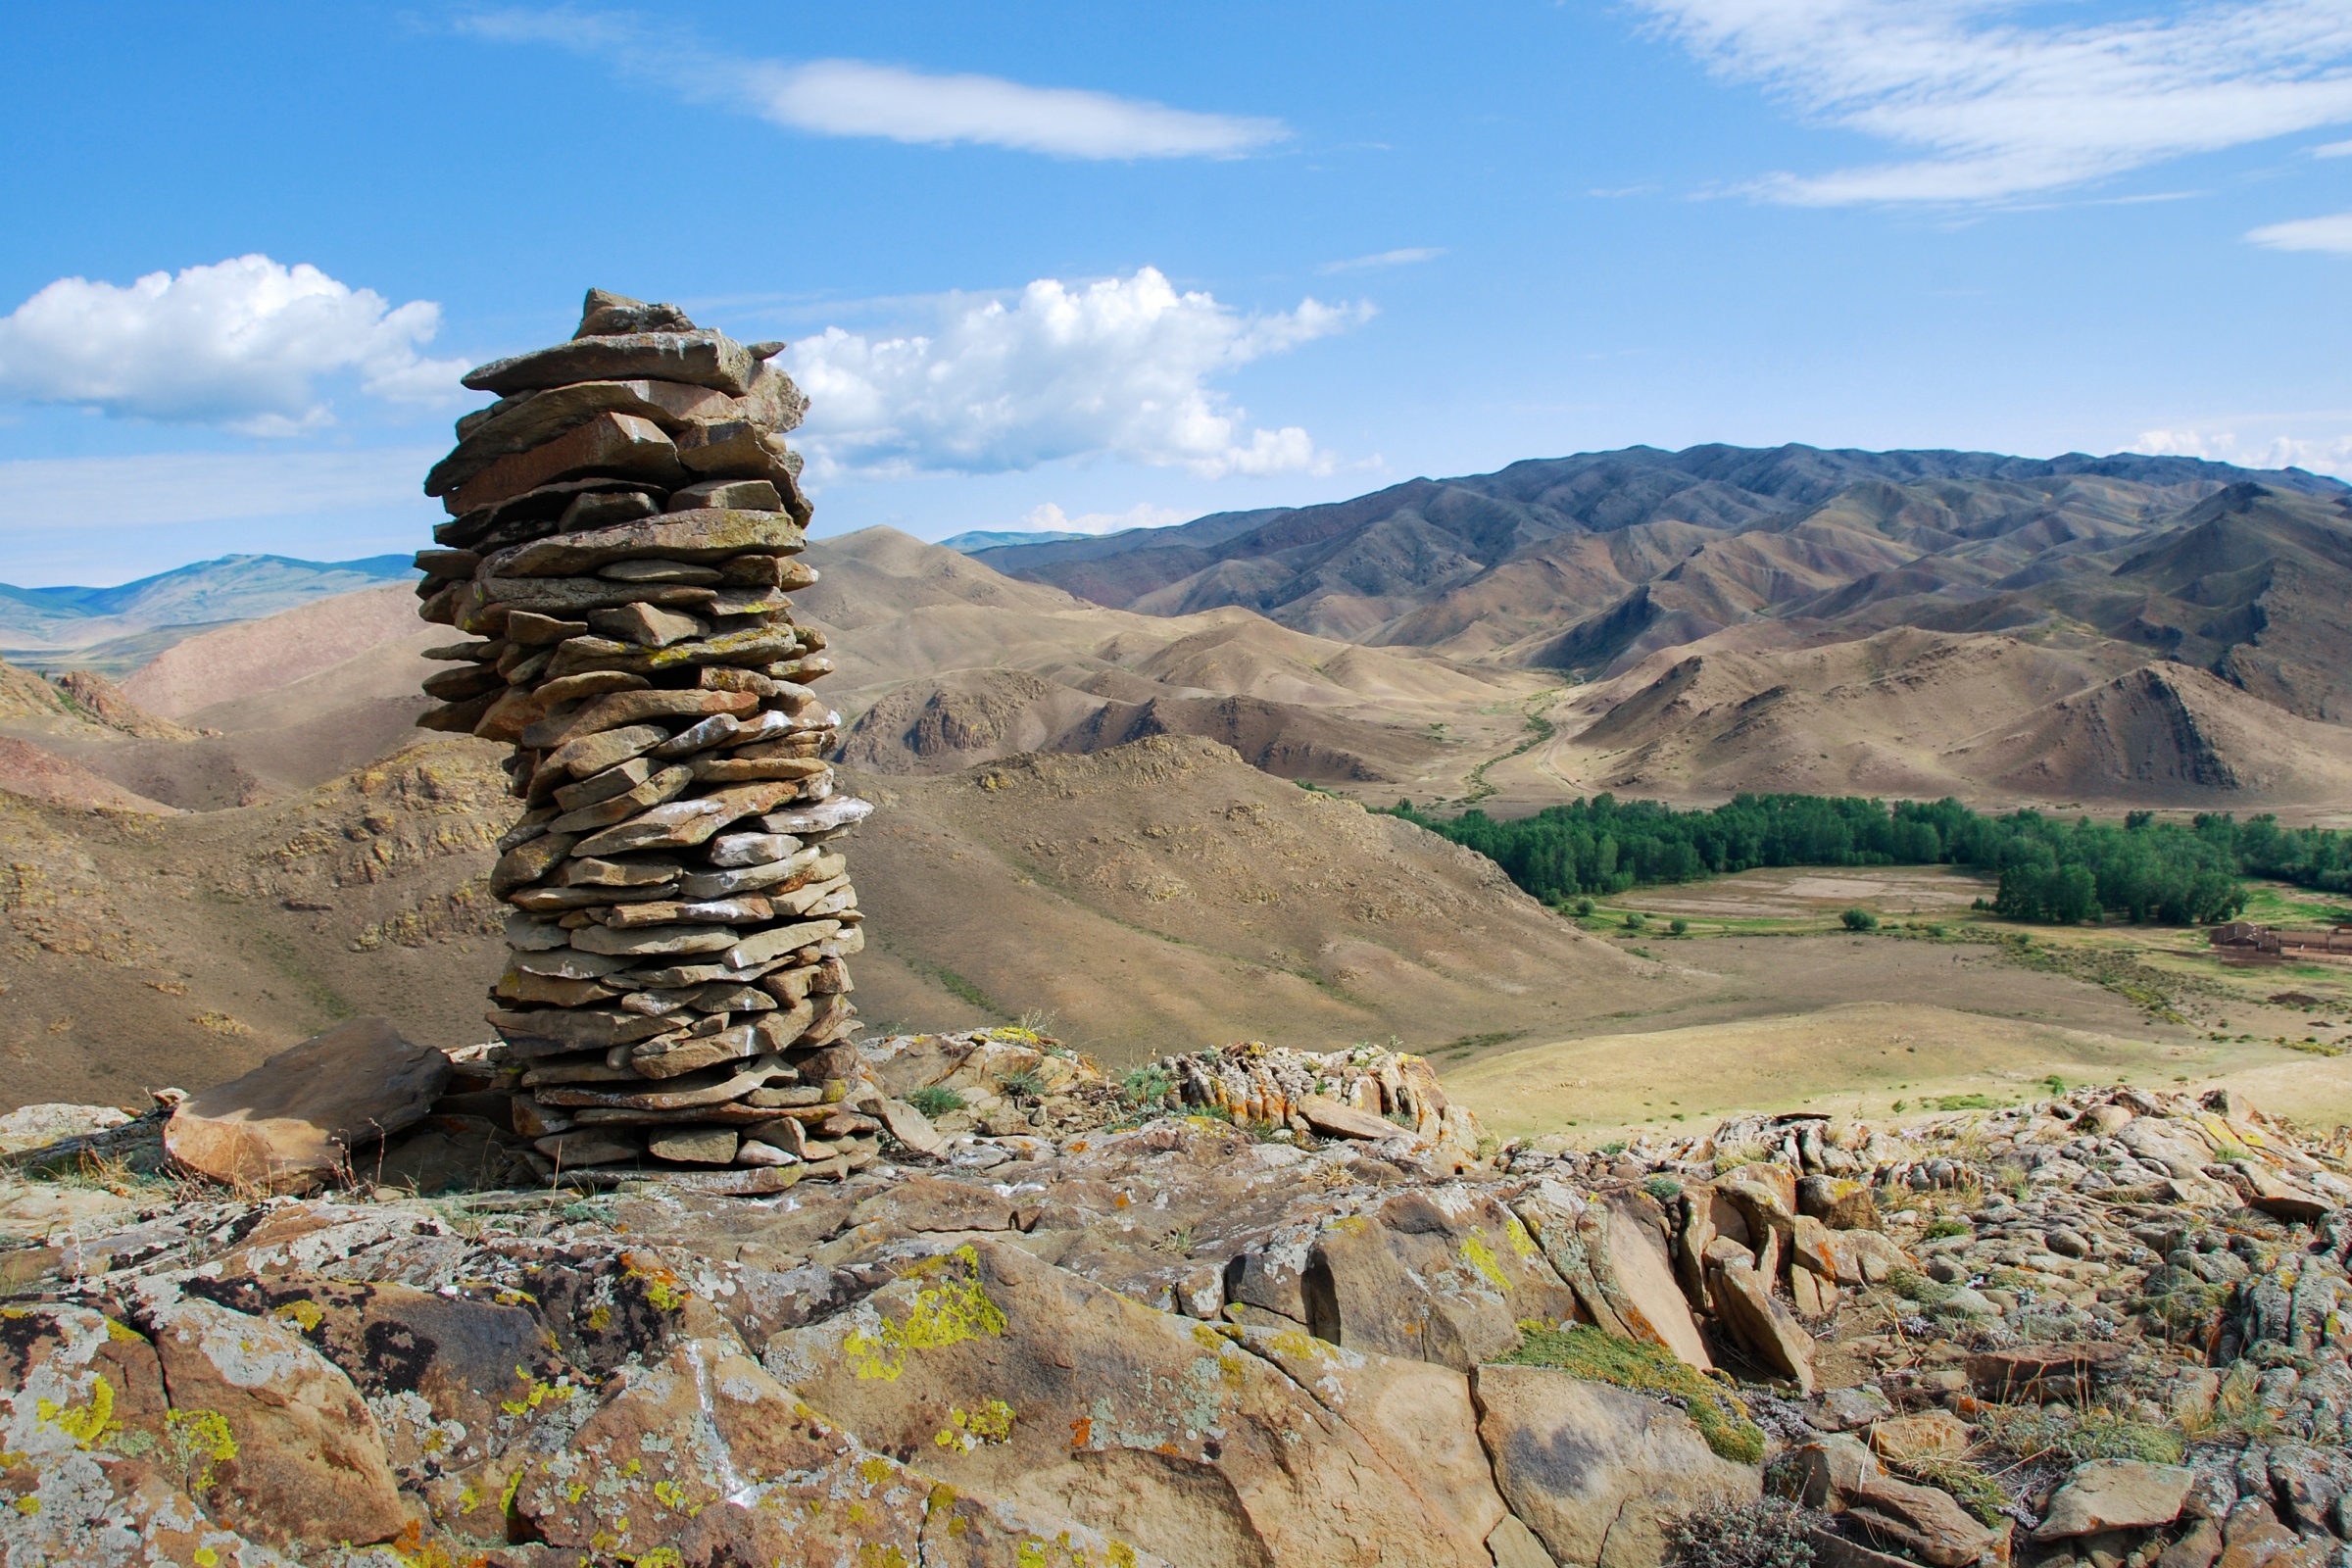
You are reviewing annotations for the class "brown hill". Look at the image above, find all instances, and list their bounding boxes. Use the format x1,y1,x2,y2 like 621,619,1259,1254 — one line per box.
121,581,430,717
1950,662,2352,802
1504,626,2352,807
807,527,1540,792
0,737,177,814
840,735,1642,1061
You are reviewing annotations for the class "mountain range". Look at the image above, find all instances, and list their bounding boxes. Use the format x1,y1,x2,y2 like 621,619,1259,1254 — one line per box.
0,553,415,666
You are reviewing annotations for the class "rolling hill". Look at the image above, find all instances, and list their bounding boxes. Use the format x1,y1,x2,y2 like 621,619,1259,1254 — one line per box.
0,552,414,659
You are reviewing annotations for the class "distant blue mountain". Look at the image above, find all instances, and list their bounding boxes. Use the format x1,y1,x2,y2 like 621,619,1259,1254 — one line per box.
934,528,1092,554
0,553,416,649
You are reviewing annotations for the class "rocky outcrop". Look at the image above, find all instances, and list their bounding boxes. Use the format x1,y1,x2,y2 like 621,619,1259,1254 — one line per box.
12,1054,2352,1564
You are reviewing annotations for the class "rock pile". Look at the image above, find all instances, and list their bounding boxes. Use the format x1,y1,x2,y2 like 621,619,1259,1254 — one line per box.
413,290,873,1190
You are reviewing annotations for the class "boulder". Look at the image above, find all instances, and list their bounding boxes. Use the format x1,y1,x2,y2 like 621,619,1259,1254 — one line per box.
1299,1094,1405,1141
2034,1460,2197,1540
165,1017,451,1194
138,1295,407,1549
1471,1364,1760,1568
1841,1473,1999,1567
1795,1434,1881,1509
1712,1261,1820,1393
174,1272,569,1480
1598,1190,1714,1371
1308,1186,1580,1370
769,1237,1500,1567
1868,1410,1971,1462
1798,1175,1881,1230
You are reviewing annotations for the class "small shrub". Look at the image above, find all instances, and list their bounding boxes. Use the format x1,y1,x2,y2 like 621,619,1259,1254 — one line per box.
1665,1496,1821,1568
906,1086,967,1119
1574,898,1595,916
1624,911,1647,930
1120,1064,1175,1110
1670,918,1690,936
1886,1267,1954,1305
1978,1402,2185,1466
1502,1323,1766,1465
1922,1217,1970,1240
1840,907,1879,932
1928,1094,2000,1111
1599,1139,1629,1156
997,1068,1047,1102
1644,1175,1685,1204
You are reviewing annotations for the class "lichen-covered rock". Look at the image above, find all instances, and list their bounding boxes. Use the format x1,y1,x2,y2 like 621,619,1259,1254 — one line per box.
1472,1363,1759,1568
769,1237,1500,1566
1307,1186,1580,1370
134,1294,408,1549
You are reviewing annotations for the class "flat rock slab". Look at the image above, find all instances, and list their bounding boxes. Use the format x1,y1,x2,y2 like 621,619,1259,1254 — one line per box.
165,1018,450,1194
1967,1342,2128,1400
1473,1364,1759,1568
2035,1460,2197,1540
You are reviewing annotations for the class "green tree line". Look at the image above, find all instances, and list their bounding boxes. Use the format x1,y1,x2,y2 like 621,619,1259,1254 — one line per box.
1385,793,2352,926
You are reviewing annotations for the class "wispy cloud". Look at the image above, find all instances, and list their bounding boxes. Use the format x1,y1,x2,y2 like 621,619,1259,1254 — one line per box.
1636,0,2352,205
2246,211,2352,250
2310,136,2352,155
1316,247,1447,273
0,257,465,435
786,268,1368,482
460,10,1287,160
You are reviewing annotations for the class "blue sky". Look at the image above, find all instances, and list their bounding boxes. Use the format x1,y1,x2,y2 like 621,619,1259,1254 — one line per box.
5,1,2352,585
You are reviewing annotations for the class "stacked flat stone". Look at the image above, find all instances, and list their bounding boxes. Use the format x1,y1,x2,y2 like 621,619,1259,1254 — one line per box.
413,289,874,1192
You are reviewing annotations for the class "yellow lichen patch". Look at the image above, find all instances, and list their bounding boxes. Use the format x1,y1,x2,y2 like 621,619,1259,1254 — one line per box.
1504,1215,1542,1262
856,1545,909,1568
499,1366,575,1417
165,1408,237,1492
12,1495,37,1516
844,1246,1008,1382
933,1400,1016,1453
37,1373,119,1450
271,1299,325,1334
103,1318,143,1344
1459,1232,1511,1292
925,1482,959,1519
622,1256,688,1312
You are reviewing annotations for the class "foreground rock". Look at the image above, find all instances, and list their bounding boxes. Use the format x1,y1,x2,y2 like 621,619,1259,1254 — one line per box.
6,1064,2352,1564
162,1016,449,1193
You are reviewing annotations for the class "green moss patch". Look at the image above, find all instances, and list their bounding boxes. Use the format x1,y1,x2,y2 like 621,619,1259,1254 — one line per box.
1498,1322,1766,1465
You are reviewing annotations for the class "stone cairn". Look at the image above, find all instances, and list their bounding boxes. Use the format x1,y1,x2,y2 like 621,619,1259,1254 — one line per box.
412,289,873,1193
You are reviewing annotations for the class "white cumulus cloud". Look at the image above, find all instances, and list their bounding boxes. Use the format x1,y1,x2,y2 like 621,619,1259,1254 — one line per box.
0,256,466,436
2133,423,2352,477
1016,502,1189,536
2246,211,2352,250
786,269,1366,482
461,11,1284,160
1637,0,2352,204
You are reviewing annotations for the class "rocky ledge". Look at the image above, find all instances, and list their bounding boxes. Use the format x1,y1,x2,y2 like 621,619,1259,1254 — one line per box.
0,1036,2347,1568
